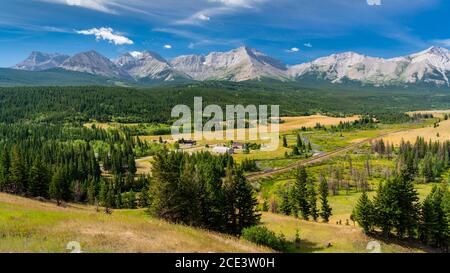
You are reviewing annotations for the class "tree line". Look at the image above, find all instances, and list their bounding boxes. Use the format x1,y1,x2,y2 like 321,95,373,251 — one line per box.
2,85,448,125
354,138,450,252
374,137,450,183
353,170,450,252
0,124,151,207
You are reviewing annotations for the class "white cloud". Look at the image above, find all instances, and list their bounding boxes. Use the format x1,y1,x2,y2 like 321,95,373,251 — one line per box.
367,0,382,6
435,39,450,47
209,0,263,8
164,44,173,49
177,0,266,25
153,27,241,48
286,47,300,53
303,43,312,48
43,0,114,13
76,27,133,45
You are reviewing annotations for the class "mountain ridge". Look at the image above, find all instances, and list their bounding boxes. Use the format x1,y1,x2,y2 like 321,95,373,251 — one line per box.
9,46,450,88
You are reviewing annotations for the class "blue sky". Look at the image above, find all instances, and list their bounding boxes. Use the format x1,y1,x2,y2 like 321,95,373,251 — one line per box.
0,0,449,67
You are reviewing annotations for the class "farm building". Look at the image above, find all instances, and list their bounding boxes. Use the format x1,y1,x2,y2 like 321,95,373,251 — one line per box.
212,146,234,154
231,142,246,150
178,139,197,146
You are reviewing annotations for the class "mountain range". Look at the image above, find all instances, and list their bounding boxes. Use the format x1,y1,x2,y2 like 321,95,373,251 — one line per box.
5,46,450,88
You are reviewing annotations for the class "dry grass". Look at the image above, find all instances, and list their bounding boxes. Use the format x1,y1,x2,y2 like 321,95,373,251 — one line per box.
277,115,360,132
407,109,450,119
139,115,360,143
0,193,271,253
380,119,450,145
135,156,153,175
262,212,429,253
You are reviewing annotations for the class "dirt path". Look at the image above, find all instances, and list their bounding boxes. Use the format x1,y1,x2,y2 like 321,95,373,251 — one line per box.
246,129,407,180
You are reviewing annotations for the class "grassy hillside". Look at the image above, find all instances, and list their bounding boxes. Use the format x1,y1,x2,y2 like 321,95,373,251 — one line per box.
0,192,435,253
0,193,271,253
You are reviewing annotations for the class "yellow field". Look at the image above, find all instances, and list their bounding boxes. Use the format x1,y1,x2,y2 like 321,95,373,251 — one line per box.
139,114,359,142
278,115,359,132
407,109,450,119
380,118,450,145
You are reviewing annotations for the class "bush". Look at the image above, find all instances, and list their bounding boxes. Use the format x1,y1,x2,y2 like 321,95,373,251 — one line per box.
242,226,289,252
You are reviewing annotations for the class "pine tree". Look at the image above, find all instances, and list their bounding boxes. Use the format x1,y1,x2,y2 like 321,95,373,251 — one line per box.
87,177,96,205
419,185,448,248
49,168,65,206
419,192,438,244
307,180,319,221
233,168,260,234
100,179,114,212
279,188,292,215
179,161,204,226
148,151,184,222
394,169,420,238
282,135,288,148
352,191,374,234
28,158,49,198
128,155,137,174
319,176,332,222
9,147,26,194
296,134,303,150
373,180,396,236
0,151,11,192
292,167,310,220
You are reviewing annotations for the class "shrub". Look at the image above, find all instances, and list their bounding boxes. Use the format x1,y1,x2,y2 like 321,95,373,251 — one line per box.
242,226,289,252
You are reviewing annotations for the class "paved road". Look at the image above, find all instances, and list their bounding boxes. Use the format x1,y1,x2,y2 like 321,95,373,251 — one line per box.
246,129,404,181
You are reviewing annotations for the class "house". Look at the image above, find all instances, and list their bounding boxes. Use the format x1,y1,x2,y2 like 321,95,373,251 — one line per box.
178,139,197,146
212,146,234,154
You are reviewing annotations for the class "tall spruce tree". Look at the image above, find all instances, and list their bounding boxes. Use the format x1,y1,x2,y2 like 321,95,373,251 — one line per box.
296,134,303,150
279,188,292,215
419,185,448,248
233,168,260,234
307,180,319,221
319,175,332,222
419,191,438,244
49,168,65,206
352,191,374,234
282,135,288,148
292,167,310,220
394,170,420,238
373,180,396,236
9,147,26,194
28,158,49,198
0,151,11,192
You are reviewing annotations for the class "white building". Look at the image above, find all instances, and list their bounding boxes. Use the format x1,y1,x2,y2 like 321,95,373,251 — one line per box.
212,146,234,154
